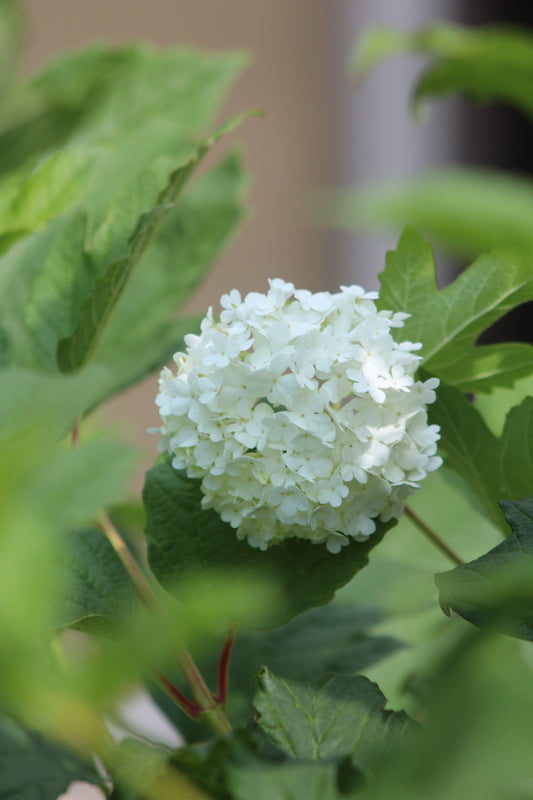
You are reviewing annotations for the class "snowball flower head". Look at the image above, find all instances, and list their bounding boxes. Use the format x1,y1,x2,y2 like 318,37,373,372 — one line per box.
155,279,442,553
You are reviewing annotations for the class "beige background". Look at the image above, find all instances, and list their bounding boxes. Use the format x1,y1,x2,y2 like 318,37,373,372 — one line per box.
22,0,336,478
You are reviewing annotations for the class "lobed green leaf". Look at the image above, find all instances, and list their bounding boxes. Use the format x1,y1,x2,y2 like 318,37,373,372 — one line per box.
253,668,415,771
377,226,533,393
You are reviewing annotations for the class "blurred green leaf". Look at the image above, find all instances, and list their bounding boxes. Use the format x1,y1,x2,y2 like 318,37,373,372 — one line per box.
436,497,533,639
354,23,533,119
144,458,394,630
55,526,135,636
377,226,533,392
111,737,212,800
0,43,249,400
474,372,533,436
0,43,248,177
429,382,533,532
0,714,101,800
35,441,136,528
0,0,24,106
1,151,246,411
0,149,90,252
364,632,533,800
226,760,342,800
329,25,533,275
0,368,136,707
329,169,533,260
254,668,414,771
173,730,361,800
86,151,245,408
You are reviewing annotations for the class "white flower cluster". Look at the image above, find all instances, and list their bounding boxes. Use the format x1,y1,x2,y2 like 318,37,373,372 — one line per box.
155,279,442,553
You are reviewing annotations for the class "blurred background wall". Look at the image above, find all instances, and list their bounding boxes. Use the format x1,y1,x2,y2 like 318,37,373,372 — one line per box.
20,0,533,482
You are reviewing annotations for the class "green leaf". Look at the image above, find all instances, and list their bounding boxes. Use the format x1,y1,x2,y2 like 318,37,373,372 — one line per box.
144,458,394,630
429,383,533,532
0,209,93,370
377,226,533,392
0,714,101,799
0,149,90,251
254,668,414,772
445,342,533,395
0,43,249,391
0,44,248,177
55,526,136,636
1,150,246,412
354,23,533,120
88,151,246,407
436,497,533,639
57,113,252,374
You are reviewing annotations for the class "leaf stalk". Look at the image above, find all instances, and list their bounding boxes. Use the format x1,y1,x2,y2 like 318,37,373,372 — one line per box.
404,504,464,566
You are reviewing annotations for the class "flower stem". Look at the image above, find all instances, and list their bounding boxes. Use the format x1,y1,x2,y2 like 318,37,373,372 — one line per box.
97,511,232,737
98,511,158,612
404,504,464,566
216,624,238,706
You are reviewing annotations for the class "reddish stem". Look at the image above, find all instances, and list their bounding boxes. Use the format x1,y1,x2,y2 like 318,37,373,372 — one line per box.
71,418,80,448
216,624,238,706
152,668,202,720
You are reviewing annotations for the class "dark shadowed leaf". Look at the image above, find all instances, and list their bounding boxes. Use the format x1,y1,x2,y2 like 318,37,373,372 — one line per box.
436,497,533,639
144,458,394,630
429,381,533,532
0,714,101,799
